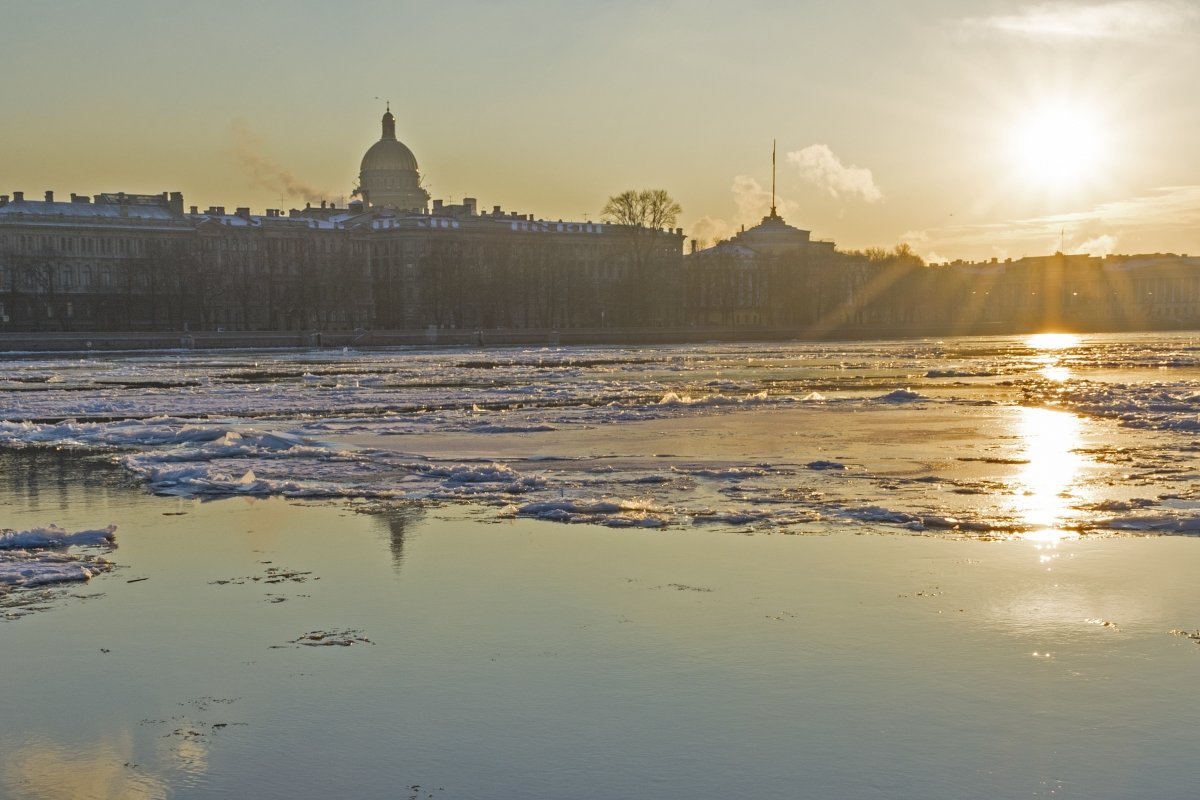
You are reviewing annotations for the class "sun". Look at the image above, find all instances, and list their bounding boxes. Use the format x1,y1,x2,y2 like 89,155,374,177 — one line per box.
1010,103,1108,190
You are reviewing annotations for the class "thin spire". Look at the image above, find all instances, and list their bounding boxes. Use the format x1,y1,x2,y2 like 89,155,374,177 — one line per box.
770,139,777,218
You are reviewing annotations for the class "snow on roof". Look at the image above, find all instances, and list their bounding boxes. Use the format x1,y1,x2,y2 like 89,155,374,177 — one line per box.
0,199,178,220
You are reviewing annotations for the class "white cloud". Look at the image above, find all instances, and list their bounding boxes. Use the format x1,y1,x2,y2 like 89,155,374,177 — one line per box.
785,145,883,203
908,185,1200,261
958,1,1197,41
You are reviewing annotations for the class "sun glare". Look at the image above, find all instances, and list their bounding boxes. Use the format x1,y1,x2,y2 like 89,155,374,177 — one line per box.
1026,332,1079,350
1011,105,1107,190
1014,407,1086,537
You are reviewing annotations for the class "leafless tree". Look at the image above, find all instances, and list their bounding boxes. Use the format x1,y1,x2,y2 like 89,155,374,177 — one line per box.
601,189,683,326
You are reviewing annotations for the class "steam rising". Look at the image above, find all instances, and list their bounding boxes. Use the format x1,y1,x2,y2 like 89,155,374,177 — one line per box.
786,145,883,203
1077,234,1118,256
689,215,733,248
230,121,330,204
687,177,800,248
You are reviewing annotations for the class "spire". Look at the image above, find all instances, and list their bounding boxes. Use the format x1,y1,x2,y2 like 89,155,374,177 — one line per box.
381,103,396,140
770,139,777,218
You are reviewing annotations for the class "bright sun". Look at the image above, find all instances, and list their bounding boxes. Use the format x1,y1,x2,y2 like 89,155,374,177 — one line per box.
1011,104,1107,189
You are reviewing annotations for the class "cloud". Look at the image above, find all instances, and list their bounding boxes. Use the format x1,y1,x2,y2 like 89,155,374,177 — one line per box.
229,121,330,205
785,145,882,203
907,185,1200,261
957,1,1197,41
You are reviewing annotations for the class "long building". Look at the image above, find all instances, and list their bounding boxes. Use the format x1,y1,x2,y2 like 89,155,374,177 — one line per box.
0,109,684,332
4,110,1199,337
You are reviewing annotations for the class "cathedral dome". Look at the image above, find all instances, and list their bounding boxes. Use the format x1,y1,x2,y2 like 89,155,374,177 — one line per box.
356,106,429,212
360,136,418,173
360,108,419,172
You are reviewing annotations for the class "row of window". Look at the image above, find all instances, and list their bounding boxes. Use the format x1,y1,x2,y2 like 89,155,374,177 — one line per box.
0,264,114,290
0,233,151,256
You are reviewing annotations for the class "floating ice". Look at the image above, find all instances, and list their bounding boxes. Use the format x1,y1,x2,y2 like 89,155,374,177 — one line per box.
1,524,116,550
3,335,1200,536
874,388,925,403
0,525,117,597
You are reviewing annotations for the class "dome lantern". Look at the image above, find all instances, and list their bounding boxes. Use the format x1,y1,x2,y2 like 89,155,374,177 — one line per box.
381,103,396,140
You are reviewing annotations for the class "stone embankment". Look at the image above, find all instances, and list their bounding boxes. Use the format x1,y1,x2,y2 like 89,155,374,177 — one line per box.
0,321,1188,352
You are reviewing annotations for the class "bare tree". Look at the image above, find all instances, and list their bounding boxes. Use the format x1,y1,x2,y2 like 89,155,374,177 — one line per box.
601,189,683,326
601,189,681,230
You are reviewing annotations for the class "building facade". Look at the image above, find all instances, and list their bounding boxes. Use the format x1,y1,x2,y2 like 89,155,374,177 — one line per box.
0,111,685,332
4,111,1198,336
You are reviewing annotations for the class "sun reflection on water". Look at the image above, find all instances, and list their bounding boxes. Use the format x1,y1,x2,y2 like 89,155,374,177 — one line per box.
1014,407,1087,545
1026,332,1080,350
1027,333,1078,381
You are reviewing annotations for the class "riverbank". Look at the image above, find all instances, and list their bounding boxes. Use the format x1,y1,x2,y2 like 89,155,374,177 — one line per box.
4,319,1199,352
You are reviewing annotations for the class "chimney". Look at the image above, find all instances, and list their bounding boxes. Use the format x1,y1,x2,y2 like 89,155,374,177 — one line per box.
690,239,697,254
432,199,443,211
168,191,184,216
45,190,54,202
320,200,327,209
493,205,501,215
13,191,23,202
189,205,198,215
0,195,7,207
70,193,91,204
236,207,251,220
463,197,477,215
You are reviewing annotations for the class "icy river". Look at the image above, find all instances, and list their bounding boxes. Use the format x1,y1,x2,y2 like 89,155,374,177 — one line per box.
3,332,1200,798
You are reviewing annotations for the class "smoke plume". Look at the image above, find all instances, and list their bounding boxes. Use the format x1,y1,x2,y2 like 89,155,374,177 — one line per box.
230,121,330,205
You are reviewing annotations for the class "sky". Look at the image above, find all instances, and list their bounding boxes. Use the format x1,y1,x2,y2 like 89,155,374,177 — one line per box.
3,0,1199,262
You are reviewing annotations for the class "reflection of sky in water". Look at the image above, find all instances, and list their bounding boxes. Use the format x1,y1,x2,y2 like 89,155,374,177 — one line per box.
1,734,171,799
5,479,1200,798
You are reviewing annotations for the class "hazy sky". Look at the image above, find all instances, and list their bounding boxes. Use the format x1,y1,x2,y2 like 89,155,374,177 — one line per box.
4,0,1199,261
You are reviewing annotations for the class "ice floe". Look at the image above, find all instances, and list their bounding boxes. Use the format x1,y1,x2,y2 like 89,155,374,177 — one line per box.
1,525,117,600
3,334,1200,536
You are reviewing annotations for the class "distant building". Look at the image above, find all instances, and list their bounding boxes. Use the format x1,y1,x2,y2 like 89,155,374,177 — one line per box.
683,209,837,327
5,112,1198,337
0,111,684,332
353,105,430,213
